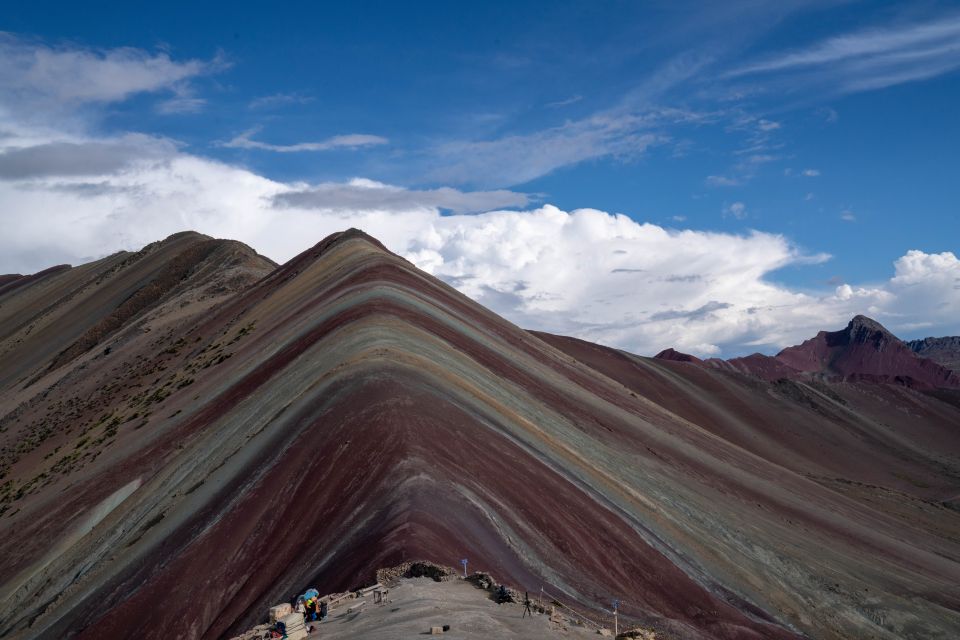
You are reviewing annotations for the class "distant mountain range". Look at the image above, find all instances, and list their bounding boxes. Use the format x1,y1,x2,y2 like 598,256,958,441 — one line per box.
907,335,960,373
658,315,960,389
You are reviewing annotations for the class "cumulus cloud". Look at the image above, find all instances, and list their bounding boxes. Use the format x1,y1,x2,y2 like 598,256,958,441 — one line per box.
221,128,388,152
0,124,956,358
886,250,960,327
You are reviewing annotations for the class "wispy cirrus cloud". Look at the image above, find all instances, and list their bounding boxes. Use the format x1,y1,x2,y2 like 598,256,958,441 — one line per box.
248,92,314,110
220,127,388,152
706,175,740,187
704,112,785,188
727,13,960,93
424,110,690,188
545,94,583,108
155,97,206,114
414,51,716,189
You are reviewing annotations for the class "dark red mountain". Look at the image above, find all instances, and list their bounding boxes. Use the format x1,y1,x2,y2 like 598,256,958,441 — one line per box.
776,315,960,388
662,315,960,389
653,347,702,363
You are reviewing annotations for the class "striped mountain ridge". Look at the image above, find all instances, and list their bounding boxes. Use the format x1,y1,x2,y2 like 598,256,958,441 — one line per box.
0,229,958,640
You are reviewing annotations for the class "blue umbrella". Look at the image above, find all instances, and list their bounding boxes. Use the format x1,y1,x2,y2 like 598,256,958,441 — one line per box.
302,588,319,600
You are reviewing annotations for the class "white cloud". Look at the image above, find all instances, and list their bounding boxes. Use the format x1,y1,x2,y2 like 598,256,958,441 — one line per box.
0,119,956,359
546,94,584,108
0,135,175,179
818,107,839,123
887,250,960,325
273,179,531,214
724,201,747,219
840,210,856,222
706,175,740,187
248,93,314,110
0,34,222,109
155,96,207,115
423,109,689,187
727,13,960,94
221,127,388,153
801,168,820,177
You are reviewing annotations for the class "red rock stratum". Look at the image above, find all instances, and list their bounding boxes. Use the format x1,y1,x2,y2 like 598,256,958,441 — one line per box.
1,230,959,639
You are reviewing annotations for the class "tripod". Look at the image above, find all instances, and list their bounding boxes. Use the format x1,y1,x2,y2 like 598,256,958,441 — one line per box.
522,592,533,618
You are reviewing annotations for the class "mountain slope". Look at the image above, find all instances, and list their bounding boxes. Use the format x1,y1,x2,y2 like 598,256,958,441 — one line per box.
1,231,959,640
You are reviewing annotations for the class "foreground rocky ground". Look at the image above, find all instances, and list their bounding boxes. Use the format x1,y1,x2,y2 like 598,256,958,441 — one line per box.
233,576,621,640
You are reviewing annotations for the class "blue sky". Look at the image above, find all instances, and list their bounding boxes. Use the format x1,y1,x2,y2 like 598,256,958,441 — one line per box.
1,1,959,356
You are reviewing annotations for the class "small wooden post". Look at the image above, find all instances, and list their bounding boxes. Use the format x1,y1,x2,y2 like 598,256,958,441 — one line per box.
612,599,620,636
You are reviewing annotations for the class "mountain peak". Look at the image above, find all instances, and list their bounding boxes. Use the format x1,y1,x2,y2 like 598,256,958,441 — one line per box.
316,227,390,253
844,314,894,339
848,314,888,333
834,315,897,350
654,347,703,363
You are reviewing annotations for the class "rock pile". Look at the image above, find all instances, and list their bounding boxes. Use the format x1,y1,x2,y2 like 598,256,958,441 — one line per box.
376,560,458,585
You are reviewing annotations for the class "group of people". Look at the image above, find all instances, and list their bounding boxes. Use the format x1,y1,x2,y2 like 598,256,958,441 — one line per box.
269,589,329,638
298,595,328,622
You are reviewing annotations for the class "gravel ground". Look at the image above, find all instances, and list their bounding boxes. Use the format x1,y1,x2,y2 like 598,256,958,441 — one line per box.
299,577,603,639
